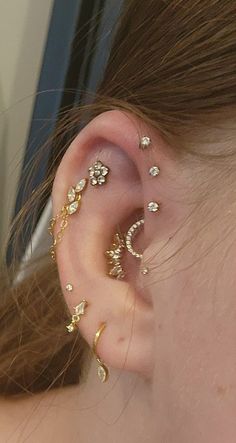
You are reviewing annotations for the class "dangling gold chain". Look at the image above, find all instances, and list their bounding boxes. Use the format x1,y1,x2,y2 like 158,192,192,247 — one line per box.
48,205,69,261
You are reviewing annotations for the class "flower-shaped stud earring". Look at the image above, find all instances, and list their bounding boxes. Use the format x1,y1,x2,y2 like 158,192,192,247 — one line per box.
88,161,110,186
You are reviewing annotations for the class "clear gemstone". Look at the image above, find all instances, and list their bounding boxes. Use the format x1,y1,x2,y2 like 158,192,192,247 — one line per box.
74,300,87,316
147,201,159,212
149,166,160,177
75,178,87,193
97,364,108,382
101,166,109,175
67,201,79,214
66,323,74,333
141,266,149,275
91,177,97,186
66,283,73,292
67,186,76,202
139,136,151,150
98,176,105,184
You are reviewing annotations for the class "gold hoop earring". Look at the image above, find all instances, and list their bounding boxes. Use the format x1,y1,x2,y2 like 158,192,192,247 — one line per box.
93,322,109,383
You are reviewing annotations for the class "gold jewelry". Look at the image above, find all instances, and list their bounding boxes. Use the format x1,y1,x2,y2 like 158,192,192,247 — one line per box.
88,160,110,186
48,178,87,261
93,322,109,383
105,232,126,279
66,299,88,333
125,218,144,259
139,136,151,150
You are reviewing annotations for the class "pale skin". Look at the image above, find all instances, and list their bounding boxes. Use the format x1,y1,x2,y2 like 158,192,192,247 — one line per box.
1,110,236,442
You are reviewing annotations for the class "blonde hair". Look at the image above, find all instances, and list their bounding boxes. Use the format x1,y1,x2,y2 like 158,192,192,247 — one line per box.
1,0,236,396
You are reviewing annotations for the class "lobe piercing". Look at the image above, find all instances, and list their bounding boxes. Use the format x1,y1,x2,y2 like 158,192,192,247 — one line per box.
139,136,151,150
66,299,88,333
93,322,109,383
88,161,110,186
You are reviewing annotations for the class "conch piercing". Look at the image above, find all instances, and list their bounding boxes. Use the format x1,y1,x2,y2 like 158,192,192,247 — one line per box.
105,232,126,279
88,160,110,186
66,299,88,333
93,322,109,383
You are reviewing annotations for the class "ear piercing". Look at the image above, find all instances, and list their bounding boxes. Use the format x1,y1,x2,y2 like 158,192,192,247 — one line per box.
149,165,160,177
88,160,110,186
93,322,109,383
105,232,126,279
125,219,144,259
139,135,151,150
147,201,160,212
66,299,88,332
65,283,73,292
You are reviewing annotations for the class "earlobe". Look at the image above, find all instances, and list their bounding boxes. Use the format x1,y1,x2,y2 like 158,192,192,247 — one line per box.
50,110,160,381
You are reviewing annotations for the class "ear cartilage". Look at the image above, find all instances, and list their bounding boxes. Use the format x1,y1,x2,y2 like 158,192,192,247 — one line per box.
139,136,151,150
125,219,144,259
88,160,110,186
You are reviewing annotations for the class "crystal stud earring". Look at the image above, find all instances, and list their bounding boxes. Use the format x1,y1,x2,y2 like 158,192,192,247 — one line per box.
88,160,110,186
139,136,151,150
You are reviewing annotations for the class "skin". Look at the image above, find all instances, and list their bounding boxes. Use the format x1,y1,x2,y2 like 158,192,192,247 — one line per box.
1,110,236,442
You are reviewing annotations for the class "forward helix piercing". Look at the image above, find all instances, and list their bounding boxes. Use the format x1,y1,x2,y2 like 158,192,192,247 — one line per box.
93,322,109,383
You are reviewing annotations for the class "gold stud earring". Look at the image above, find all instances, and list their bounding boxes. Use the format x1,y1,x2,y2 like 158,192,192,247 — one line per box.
66,299,88,333
65,283,73,292
105,232,126,279
93,322,109,383
88,160,110,186
139,136,151,150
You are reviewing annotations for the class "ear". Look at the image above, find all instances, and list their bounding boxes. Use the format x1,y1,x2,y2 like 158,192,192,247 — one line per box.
52,110,170,379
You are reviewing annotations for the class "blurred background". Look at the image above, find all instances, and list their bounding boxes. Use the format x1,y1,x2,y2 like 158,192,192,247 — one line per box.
0,0,123,274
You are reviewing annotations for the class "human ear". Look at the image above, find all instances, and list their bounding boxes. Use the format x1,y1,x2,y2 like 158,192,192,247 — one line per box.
52,109,162,380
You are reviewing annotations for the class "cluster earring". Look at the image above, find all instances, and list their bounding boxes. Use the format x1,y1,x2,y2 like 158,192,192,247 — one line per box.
105,232,126,279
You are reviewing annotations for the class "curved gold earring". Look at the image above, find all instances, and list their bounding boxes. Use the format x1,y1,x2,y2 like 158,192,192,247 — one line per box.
93,322,109,383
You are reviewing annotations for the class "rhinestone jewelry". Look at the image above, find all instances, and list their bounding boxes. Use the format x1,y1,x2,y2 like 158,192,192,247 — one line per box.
139,136,151,150
93,322,109,383
147,201,160,212
66,300,88,333
65,283,73,292
105,232,126,279
88,160,110,186
149,165,160,177
125,218,144,259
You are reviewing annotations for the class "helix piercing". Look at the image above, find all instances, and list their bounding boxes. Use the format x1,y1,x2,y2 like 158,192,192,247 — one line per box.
93,322,109,383
139,136,151,150
105,232,126,279
149,165,160,177
66,299,88,333
88,160,110,186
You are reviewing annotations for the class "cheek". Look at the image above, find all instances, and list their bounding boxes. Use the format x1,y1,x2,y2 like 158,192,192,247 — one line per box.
151,270,236,442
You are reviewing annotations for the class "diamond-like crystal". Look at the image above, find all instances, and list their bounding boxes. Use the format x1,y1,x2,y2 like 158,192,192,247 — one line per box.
75,178,87,193
74,300,87,316
98,176,105,185
67,201,79,214
91,177,97,186
67,186,76,202
101,166,109,175
97,364,108,382
147,201,159,212
149,166,160,177
66,323,74,333
139,136,151,150
66,283,73,292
